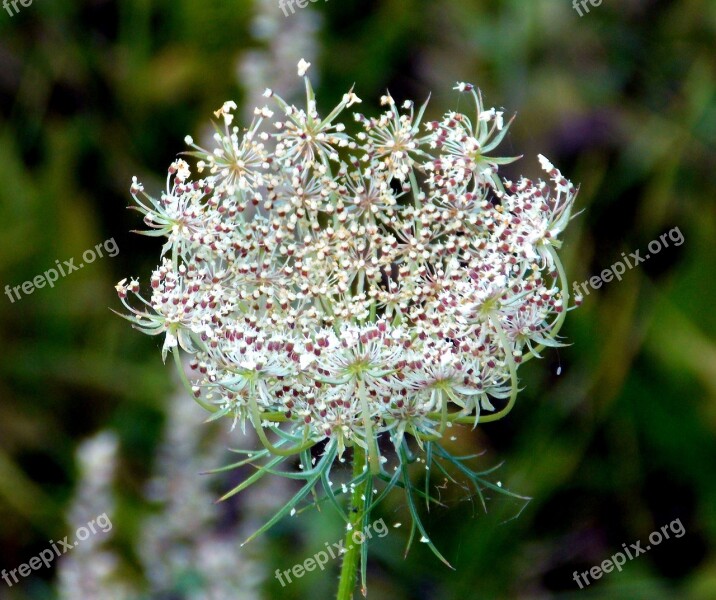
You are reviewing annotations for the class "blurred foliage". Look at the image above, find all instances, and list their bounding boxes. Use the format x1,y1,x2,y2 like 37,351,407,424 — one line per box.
0,0,715,598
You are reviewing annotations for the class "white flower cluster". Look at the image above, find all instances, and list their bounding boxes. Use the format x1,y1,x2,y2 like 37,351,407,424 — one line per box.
117,61,578,473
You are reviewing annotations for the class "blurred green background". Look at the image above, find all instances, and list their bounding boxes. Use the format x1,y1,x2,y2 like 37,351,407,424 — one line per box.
1,0,715,598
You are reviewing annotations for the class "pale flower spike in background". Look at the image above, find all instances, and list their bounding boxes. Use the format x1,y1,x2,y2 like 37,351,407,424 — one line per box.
116,59,580,598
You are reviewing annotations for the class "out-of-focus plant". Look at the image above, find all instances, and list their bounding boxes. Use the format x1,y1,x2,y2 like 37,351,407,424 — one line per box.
115,60,579,598
58,433,131,599
58,386,268,599
237,0,322,121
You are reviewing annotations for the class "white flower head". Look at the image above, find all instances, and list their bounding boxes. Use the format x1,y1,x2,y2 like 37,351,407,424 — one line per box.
214,100,238,126
118,69,578,565
297,58,311,77
538,154,555,172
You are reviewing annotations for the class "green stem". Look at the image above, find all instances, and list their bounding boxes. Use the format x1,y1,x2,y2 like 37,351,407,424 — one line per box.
172,347,217,413
423,314,520,426
478,314,519,423
522,245,570,363
247,392,316,457
336,445,368,600
358,378,381,475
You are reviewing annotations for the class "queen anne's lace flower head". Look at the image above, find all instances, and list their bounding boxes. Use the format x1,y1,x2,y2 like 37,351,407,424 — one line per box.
117,60,580,564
